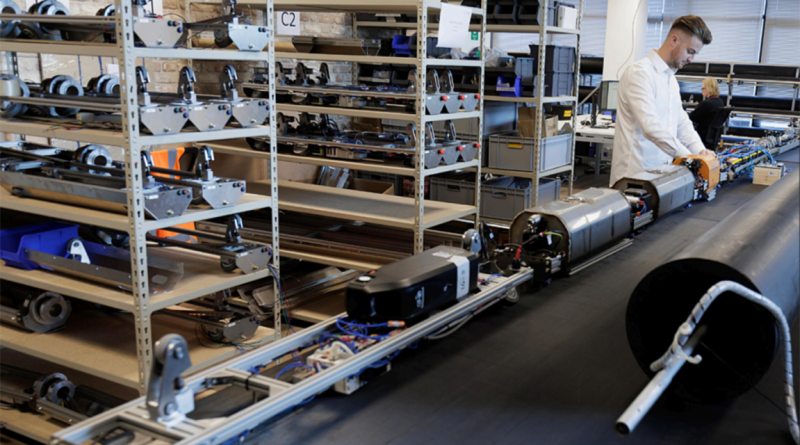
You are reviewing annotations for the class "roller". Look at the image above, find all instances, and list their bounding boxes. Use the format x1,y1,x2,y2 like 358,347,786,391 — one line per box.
0,0,21,38
625,168,800,403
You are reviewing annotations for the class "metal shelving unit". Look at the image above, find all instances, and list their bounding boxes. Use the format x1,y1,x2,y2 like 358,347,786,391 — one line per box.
354,2,583,213
0,0,280,396
253,0,487,254
676,62,800,123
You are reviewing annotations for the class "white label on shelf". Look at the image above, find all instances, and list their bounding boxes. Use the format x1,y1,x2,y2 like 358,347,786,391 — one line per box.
276,11,301,36
106,64,119,76
437,3,471,49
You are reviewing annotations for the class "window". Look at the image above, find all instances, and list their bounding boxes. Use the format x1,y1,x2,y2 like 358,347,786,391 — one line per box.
580,0,609,56
658,0,764,63
757,0,800,99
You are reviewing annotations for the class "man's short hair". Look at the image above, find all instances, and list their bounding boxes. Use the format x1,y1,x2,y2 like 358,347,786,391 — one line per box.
670,15,712,45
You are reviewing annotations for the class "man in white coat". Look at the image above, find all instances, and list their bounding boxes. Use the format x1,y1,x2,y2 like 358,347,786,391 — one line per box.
609,15,717,187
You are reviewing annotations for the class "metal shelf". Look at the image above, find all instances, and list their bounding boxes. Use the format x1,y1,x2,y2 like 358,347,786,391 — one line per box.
0,118,126,146
206,140,480,176
139,126,273,146
484,95,578,104
277,104,481,121
249,180,477,230
275,52,482,67
0,39,119,57
0,41,275,60
0,246,273,313
269,0,483,15
130,48,273,61
354,21,579,34
281,247,384,272
0,189,272,233
0,306,275,390
482,164,573,177
423,110,482,122
0,118,271,146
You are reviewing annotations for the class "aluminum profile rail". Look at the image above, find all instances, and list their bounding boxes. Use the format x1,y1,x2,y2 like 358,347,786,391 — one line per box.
53,270,533,445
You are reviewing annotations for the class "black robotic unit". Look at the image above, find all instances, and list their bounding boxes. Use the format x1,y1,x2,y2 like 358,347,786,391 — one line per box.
346,246,479,321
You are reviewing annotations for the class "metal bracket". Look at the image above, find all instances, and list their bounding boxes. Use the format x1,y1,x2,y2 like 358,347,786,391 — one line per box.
146,334,194,426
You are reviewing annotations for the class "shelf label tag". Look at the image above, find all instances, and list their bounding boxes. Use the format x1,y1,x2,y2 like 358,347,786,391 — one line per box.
277,11,301,36
437,3,471,49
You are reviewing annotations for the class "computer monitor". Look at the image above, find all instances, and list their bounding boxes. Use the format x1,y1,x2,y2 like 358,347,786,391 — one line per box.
600,80,619,112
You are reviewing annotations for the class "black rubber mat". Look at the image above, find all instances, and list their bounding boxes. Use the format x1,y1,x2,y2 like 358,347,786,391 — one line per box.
247,171,799,445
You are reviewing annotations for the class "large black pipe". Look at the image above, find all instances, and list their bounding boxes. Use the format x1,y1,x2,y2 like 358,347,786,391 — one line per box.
580,56,604,75
626,169,800,403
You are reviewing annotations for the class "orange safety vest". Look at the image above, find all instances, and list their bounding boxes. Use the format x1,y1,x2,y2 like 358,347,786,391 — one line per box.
151,147,197,240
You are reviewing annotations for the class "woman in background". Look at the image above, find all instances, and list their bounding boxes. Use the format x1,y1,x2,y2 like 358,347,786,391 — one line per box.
689,77,724,147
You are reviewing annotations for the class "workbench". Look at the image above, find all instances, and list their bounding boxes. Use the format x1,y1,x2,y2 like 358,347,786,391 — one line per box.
564,114,616,175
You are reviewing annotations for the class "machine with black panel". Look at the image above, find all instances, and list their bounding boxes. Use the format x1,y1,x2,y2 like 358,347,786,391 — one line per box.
346,246,479,321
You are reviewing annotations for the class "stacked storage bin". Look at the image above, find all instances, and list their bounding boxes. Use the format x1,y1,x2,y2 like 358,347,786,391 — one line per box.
525,44,576,97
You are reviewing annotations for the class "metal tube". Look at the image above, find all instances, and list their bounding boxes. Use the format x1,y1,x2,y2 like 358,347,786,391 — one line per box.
616,328,704,436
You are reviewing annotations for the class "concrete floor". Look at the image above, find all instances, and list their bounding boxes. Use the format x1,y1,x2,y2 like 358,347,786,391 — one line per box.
243,151,799,445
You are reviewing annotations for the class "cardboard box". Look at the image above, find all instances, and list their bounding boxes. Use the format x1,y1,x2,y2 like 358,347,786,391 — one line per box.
752,163,785,186
518,108,559,139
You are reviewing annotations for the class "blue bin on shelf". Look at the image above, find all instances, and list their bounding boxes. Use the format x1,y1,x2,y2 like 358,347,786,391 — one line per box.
392,35,413,56
497,76,522,97
0,222,79,270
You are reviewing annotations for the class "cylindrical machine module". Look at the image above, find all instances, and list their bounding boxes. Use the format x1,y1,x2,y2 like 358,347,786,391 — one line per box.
509,187,632,267
625,169,800,403
613,164,695,220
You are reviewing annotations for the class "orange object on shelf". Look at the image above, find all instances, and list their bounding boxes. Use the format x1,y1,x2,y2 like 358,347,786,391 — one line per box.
151,147,197,241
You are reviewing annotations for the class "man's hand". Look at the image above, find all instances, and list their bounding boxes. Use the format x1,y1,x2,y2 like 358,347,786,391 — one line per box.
700,149,716,157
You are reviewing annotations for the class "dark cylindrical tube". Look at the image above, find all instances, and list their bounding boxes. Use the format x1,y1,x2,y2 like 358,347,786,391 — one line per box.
626,169,800,403
580,56,604,75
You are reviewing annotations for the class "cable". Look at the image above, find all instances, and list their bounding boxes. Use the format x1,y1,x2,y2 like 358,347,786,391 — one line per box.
616,0,646,80
426,315,473,340
275,361,313,380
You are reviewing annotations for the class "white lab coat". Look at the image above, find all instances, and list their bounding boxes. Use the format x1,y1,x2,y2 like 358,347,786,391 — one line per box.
609,50,706,186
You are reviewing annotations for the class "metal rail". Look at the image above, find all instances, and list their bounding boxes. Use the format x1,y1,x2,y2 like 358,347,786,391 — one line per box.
53,270,532,445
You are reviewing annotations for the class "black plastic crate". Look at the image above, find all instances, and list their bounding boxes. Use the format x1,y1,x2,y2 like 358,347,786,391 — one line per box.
528,44,576,73
520,72,575,97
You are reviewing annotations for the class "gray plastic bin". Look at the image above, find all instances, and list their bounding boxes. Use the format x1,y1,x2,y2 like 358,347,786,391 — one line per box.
430,174,561,221
488,132,573,173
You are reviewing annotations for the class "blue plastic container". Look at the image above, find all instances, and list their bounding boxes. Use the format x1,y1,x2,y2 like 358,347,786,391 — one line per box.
0,222,79,270
392,35,412,56
497,76,522,97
